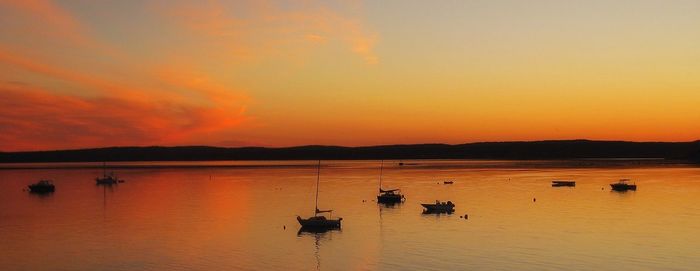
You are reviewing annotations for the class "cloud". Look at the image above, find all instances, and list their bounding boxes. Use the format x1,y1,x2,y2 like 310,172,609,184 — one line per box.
159,0,379,64
0,47,249,151
0,0,97,48
0,82,247,151
0,0,379,151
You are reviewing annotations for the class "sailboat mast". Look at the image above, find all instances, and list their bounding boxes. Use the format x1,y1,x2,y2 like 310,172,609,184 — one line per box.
379,160,384,190
314,160,321,214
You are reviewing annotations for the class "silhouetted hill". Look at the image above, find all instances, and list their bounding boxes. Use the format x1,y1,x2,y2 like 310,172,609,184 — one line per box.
1,140,700,163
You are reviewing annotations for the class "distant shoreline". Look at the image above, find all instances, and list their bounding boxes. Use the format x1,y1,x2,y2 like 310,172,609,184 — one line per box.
1,140,699,164
0,158,696,170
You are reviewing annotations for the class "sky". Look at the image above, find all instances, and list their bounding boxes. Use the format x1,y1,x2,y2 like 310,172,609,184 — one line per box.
0,0,699,151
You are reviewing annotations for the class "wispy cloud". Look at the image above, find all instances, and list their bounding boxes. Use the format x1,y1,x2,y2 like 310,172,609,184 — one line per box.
0,0,380,150
0,0,85,42
160,0,379,64
0,1,250,151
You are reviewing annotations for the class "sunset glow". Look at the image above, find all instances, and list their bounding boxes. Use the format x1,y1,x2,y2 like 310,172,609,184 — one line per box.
1,0,699,151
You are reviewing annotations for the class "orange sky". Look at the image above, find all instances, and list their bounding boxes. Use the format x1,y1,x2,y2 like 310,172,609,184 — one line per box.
0,0,699,151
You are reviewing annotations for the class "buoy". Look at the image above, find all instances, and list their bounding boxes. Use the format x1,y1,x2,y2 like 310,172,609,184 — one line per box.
460,216,463,218
533,197,536,202
465,214,468,219
283,225,286,230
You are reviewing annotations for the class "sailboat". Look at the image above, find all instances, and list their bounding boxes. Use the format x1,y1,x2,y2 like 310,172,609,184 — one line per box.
95,162,122,185
377,160,405,204
297,161,342,229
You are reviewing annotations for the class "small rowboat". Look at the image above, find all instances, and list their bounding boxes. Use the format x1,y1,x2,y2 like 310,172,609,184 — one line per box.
552,180,575,187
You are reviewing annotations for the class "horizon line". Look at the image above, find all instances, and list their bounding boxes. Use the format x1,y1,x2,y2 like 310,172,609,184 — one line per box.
4,138,700,154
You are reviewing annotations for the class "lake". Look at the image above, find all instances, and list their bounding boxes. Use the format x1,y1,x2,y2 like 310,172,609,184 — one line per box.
1,160,699,270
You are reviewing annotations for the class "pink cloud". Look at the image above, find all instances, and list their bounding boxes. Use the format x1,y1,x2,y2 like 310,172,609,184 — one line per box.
159,0,379,64
0,0,100,48
0,48,249,150
0,82,247,151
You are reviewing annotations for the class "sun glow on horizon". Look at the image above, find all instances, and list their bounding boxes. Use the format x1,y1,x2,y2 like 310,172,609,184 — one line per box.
1,0,699,151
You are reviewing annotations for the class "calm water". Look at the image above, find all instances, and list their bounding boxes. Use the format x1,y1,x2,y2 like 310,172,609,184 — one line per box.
1,160,699,271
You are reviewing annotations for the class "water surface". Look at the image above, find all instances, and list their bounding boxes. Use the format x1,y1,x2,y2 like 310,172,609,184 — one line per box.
1,160,699,270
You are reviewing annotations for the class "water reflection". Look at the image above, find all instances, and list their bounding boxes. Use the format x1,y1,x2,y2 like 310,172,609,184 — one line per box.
2,161,700,270
27,190,54,199
297,228,339,271
421,209,455,215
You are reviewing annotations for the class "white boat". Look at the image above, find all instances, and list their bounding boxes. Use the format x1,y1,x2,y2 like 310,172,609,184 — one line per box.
421,200,455,213
297,161,342,229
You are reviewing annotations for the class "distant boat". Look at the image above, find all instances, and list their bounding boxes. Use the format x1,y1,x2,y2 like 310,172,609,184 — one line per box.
610,179,636,191
421,200,455,213
552,180,576,187
443,180,454,184
377,160,405,204
28,179,55,193
96,162,122,185
297,161,342,229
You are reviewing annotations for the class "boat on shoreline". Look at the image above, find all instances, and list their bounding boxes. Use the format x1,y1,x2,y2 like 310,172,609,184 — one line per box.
28,180,55,193
552,180,575,187
421,200,455,213
610,179,636,191
297,161,342,229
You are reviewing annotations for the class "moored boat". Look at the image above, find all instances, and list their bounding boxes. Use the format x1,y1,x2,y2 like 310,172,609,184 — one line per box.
421,200,455,213
552,180,576,187
297,211,342,228
28,180,55,193
96,162,122,185
297,161,342,229
376,160,405,204
378,189,405,203
443,180,454,184
610,179,636,191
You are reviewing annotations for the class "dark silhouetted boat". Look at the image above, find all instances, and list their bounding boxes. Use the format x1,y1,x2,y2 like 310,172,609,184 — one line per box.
28,180,55,193
421,200,455,213
443,180,454,184
377,160,405,204
96,162,122,185
552,180,576,187
610,179,636,191
297,161,342,229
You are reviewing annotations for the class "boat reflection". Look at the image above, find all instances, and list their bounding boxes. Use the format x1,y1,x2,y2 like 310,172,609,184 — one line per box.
378,200,403,208
421,209,455,215
297,227,338,271
297,226,341,234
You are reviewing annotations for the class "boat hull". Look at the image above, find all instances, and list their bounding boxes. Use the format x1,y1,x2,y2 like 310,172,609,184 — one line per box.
96,177,119,185
297,216,342,229
28,185,55,193
421,203,455,213
552,181,575,187
610,184,637,191
377,194,404,203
